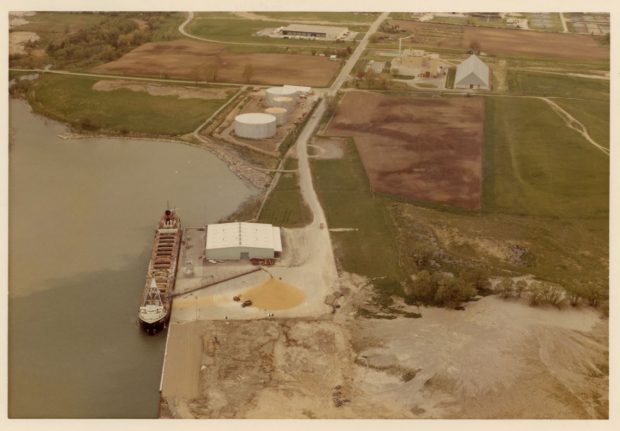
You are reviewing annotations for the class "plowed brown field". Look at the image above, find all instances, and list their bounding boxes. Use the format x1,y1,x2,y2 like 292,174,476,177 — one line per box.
327,91,484,209
392,20,609,60
91,40,340,86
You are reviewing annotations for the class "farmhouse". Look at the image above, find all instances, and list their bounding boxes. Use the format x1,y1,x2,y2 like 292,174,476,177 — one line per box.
205,222,282,260
454,54,490,90
279,24,349,40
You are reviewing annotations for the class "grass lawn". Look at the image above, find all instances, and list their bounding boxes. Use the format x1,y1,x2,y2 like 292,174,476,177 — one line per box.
258,159,312,227
255,12,377,24
506,70,609,100
552,98,609,149
187,17,360,47
483,97,609,219
28,74,236,136
312,140,402,280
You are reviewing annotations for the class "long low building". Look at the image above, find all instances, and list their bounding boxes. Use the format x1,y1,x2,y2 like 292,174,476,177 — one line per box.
205,222,282,260
280,24,348,40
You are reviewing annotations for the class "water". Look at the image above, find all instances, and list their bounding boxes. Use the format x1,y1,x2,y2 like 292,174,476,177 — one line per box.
8,99,254,418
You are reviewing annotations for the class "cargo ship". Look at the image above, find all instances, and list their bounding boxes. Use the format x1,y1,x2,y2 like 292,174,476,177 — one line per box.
138,209,182,335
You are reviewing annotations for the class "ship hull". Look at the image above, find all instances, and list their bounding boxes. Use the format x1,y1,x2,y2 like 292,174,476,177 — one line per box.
139,316,169,336
138,210,182,335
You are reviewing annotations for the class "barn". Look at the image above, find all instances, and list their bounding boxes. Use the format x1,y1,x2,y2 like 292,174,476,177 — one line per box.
454,54,490,90
205,222,282,260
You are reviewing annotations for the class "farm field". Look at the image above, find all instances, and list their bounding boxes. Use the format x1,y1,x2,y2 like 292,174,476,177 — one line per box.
327,91,485,209
27,74,236,135
91,39,341,87
483,97,609,218
389,20,609,60
552,99,609,148
258,159,312,227
506,70,610,100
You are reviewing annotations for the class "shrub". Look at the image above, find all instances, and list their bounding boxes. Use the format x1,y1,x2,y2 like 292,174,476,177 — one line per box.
497,278,515,298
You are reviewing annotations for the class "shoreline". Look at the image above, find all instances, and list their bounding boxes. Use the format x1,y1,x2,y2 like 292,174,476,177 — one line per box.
12,94,269,194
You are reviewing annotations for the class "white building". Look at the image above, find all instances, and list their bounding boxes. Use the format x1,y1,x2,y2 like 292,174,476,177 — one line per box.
280,24,348,40
454,54,490,90
205,222,282,260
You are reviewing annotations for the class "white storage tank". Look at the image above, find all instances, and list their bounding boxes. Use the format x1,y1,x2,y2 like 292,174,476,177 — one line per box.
271,96,295,111
234,113,277,139
264,107,288,125
265,86,298,106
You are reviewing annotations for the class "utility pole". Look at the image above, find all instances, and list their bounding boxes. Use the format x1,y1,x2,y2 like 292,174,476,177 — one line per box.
398,34,414,56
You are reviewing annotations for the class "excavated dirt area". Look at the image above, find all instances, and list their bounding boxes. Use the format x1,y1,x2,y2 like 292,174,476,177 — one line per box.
91,40,340,87
392,20,609,60
327,91,484,209
160,273,608,419
92,80,232,100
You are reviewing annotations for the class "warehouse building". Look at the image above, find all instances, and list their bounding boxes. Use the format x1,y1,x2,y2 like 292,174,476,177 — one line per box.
454,54,490,90
279,24,349,40
205,222,282,260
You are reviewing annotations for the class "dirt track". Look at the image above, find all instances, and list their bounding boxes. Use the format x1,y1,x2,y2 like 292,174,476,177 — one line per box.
327,91,484,209
392,20,609,60
91,40,340,87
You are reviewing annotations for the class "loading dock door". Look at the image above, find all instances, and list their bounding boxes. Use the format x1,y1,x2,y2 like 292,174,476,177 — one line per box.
240,252,250,260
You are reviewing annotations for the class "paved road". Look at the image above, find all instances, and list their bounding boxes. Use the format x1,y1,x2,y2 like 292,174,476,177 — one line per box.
559,13,569,33
295,11,389,228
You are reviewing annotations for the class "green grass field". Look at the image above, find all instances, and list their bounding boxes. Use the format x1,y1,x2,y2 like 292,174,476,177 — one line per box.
258,159,312,227
28,74,235,135
506,70,609,100
552,98,610,148
255,12,377,24
483,97,609,218
187,17,361,47
312,140,402,280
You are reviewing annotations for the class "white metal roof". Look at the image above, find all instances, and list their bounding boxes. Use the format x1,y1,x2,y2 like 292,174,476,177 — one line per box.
266,86,298,97
454,54,489,87
206,222,282,252
235,112,277,125
282,85,312,94
281,24,348,36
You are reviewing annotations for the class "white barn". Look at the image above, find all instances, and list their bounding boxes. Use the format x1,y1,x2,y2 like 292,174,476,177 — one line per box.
205,222,282,260
454,54,490,90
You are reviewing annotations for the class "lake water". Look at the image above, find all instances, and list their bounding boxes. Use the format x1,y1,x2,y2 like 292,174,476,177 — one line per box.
8,99,254,418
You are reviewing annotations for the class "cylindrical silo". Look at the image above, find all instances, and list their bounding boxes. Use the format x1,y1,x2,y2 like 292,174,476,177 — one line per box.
234,113,277,139
265,86,298,106
271,96,295,111
264,107,287,125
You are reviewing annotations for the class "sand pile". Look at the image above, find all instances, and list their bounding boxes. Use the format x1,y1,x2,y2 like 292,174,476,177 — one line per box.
242,277,305,310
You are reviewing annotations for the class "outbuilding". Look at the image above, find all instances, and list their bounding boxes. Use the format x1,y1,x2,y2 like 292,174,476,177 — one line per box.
205,222,282,260
454,54,490,90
